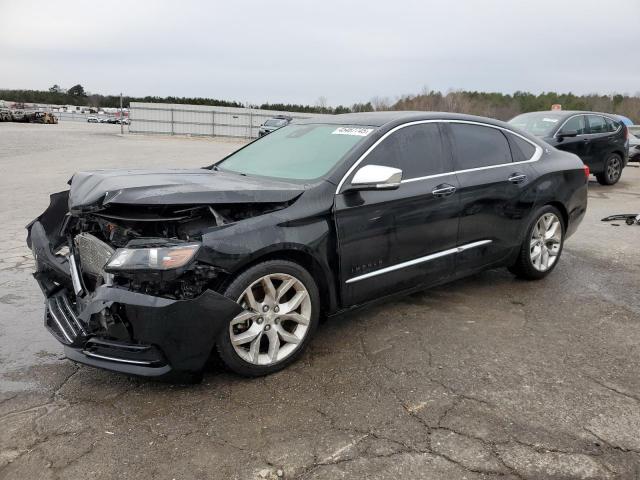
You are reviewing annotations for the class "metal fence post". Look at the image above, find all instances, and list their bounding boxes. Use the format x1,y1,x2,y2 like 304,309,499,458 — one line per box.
171,108,174,135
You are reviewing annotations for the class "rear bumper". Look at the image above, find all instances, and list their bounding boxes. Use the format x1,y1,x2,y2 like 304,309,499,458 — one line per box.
29,217,242,379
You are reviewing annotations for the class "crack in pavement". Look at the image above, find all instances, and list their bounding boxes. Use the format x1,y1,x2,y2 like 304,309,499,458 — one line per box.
585,374,640,405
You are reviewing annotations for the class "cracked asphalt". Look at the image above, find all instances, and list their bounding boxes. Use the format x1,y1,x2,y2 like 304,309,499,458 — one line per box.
1,122,640,480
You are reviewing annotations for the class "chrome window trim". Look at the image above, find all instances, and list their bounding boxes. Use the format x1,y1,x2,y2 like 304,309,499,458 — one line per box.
336,119,542,194
587,114,622,135
345,239,492,284
556,113,621,137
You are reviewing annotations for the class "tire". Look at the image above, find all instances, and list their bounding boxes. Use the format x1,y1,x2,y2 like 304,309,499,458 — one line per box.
508,205,565,280
215,260,320,376
596,154,623,185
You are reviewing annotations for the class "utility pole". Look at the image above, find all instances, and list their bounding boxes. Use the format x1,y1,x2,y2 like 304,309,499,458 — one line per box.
120,92,124,135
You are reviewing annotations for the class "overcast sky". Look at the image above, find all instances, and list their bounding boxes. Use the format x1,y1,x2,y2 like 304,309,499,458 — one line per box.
1,0,638,106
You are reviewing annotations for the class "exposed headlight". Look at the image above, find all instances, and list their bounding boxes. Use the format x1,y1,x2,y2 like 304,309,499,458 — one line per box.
105,243,200,272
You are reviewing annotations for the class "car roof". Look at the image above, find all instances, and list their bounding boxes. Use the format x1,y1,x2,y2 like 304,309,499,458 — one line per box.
516,110,620,119
296,111,514,129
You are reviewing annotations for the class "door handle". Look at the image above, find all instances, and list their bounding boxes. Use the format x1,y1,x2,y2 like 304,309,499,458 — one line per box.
432,184,456,197
508,173,527,184
583,138,590,143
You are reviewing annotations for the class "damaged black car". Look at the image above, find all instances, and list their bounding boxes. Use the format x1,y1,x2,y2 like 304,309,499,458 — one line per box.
27,112,588,381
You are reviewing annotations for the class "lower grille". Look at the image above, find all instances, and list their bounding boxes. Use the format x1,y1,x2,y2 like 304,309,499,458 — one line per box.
45,292,86,345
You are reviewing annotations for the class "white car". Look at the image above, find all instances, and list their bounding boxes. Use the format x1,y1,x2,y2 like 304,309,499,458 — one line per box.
87,116,99,123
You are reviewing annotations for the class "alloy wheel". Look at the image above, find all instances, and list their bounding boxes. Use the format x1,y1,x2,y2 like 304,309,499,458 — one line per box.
607,156,621,182
530,213,562,272
229,273,311,366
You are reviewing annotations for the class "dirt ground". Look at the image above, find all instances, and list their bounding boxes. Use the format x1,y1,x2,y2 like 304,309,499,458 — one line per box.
1,122,639,479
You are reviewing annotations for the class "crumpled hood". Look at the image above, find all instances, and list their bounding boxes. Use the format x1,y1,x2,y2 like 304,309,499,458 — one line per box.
68,168,305,212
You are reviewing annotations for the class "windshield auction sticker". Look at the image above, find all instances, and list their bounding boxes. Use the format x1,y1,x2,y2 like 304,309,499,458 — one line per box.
332,127,374,136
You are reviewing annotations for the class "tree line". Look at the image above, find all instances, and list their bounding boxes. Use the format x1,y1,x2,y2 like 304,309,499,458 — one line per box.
1,85,638,122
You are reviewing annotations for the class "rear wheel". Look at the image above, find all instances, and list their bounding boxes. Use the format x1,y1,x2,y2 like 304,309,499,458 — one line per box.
596,154,622,185
508,206,564,280
216,260,320,376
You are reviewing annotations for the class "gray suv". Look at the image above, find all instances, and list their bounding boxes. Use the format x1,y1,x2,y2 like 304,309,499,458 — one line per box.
258,115,292,137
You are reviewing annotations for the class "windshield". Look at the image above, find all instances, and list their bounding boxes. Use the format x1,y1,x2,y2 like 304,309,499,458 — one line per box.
508,112,566,137
264,118,287,127
218,124,374,181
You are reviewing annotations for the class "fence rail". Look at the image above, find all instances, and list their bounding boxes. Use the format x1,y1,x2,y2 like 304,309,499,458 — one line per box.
129,102,325,139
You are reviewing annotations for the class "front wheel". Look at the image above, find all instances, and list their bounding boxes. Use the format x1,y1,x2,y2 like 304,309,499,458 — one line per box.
508,206,564,280
596,154,623,185
216,260,320,376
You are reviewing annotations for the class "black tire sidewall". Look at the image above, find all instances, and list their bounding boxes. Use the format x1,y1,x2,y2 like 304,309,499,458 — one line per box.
216,260,320,376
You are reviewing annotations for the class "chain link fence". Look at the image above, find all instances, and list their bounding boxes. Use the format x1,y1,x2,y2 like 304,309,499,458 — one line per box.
129,102,325,139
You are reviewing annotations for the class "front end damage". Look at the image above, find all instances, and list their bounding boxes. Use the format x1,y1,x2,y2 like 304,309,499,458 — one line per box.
27,189,251,379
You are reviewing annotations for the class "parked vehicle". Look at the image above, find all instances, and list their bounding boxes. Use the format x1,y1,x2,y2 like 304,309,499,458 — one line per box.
0,108,11,121
31,112,58,124
87,116,99,123
628,125,640,162
27,112,588,381
509,111,629,185
11,110,27,122
258,115,292,137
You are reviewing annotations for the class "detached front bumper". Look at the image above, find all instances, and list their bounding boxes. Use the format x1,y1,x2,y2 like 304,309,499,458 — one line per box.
28,215,242,379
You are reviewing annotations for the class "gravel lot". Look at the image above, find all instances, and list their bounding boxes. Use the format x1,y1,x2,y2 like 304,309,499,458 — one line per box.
1,121,640,480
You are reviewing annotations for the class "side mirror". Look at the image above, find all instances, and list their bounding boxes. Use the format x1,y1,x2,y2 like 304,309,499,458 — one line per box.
348,165,402,191
558,129,578,139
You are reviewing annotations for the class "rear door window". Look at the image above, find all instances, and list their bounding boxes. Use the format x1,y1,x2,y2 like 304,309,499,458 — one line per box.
587,115,607,134
505,133,536,162
362,123,448,178
604,117,620,133
449,123,511,170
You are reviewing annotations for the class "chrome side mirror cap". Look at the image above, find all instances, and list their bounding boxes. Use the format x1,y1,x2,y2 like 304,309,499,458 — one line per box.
349,165,402,191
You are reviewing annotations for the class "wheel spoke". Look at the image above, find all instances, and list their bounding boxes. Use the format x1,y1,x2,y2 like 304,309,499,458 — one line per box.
530,245,542,261
276,278,296,302
230,310,258,326
276,325,300,345
545,220,559,240
231,323,262,346
541,247,549,269
266,328,280,362
248,332,263,363
243,287,259,311
261,277,277,303
279,311,310,326
280,290,307,314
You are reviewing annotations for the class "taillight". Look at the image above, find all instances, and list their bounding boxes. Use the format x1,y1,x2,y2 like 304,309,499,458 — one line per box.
623,125,629,140
584,165,590,181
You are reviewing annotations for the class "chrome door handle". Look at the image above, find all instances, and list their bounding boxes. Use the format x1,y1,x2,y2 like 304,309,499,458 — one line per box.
508,174,527,184
432,184,456,197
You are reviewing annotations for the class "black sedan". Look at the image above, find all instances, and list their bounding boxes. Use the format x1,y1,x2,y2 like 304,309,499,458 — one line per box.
509,110,629,185
27,112,588,381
